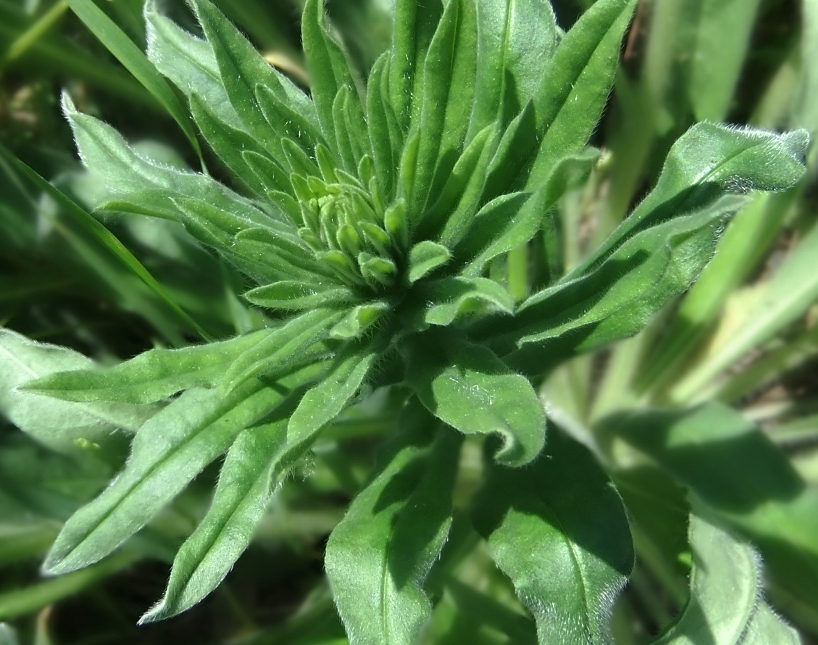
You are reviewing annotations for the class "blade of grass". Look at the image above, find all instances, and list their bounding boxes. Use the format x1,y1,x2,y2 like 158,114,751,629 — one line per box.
1,147,214,342
2,0,69,64
64,0,204,164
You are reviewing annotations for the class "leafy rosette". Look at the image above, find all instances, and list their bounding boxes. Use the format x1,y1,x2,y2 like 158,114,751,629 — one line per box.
11,0,807,639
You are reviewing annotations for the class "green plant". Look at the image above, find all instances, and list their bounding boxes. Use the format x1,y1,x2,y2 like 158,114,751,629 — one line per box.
1,0,817,642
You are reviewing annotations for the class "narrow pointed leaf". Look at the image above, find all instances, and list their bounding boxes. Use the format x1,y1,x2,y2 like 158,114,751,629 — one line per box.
140,421,288,622
472,430,633,645
43,375,305,575
326,400,460,645
25,330,273,404
244,281,359,311
404,331,544,467
409,277,514,328
0,329,156,454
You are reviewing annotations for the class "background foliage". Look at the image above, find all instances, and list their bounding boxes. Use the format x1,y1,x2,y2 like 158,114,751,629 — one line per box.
1,0,818,643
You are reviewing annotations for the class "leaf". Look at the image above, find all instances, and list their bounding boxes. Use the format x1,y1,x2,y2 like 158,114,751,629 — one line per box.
0,328,156,455
139,421,288,622
144,2,241,129
472,429,633,645
62,95,273,233
404,330,544,467
495,196,745,373
605,402,818,616
468,0,558,138
65,0,203,160
42,370,311,575
407,240,451,283
191,0,317,164
671,219,818,403
286,341,380,450
653,516,798,645
569,123,809,279
24,330,273,405
325,400,461,645
221,309,342,393
366,54,399,200
244,281,359,311
493,0,635,194
408,277,514,329
408,0,478,216
388,0,444,132
460,147,600,275
330,302,391,340
301,0,368,163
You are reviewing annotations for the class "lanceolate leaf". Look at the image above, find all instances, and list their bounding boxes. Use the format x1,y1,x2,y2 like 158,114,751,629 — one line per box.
0,329,156,454
326,400,461,645
139,421,289,623
468,0,558,138
409,277,514,328
472,429,633,645
653,516,798,644
64,0,203,160
24,330,274,405
404,330,544,467
43,369,314,575
569,123,809,278
495,197,744,372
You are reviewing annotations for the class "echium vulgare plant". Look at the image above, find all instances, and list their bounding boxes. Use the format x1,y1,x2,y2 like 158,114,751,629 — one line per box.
3,0,811,641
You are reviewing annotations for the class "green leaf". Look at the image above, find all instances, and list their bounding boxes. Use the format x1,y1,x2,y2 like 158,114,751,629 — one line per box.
325,400,461,645
139,420,288,622
244,282,359,311
191,0,317,164
62,95,273,233
408,0,478,216
409,277,514,328
43,371,310,575
221,309,342,393
460,147,600,275
671,219,818,403
653,516,798,644
24,330,273,405
388,0,444,132
65,0,203,161
144,2,241,129
330,302,391,340
605,402,818,617
468,0,558,138
496,197,745,372
569,123,809,279
286,341,380,449
366,54,399,200
404,330,544,467
301,0,368,164
407,240,451,283
472,429,633,645
0,328,156,455
514,0,635,193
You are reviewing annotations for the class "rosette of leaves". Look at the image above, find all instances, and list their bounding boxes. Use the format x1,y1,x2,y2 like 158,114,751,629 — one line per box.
3,0,809,641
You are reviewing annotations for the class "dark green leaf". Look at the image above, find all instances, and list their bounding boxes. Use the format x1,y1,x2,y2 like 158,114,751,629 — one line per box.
570,123,809,279
653,515,798,644
326,400,460,645
404,331,544,467
472,429,633,644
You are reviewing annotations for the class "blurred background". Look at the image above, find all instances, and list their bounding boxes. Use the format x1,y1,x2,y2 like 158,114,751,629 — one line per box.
1,0,817,643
